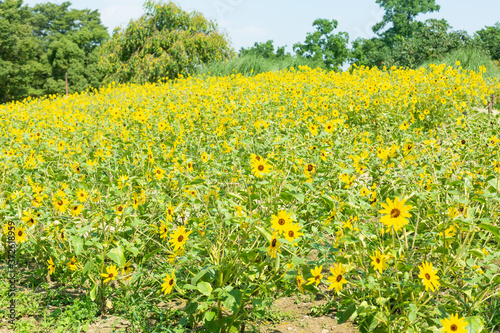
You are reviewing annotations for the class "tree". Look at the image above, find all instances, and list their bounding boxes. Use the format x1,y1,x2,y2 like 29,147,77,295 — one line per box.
239,40,287,59
99,0,234,85
477,22,500,61
0,0,109,104
373,0,440,39
293,18,349,71
29,1,109,95
0,0,48,103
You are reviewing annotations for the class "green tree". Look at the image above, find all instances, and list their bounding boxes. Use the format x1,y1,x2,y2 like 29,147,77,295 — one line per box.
477,22,500,61
29,1,109,95
0,0,109,104
99,0,234,85
239,40,287,59
293,18,349,71
373,0,440,39
0,0,48,103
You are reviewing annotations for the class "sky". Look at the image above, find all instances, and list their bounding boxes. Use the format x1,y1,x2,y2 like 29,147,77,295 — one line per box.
23,0,500,54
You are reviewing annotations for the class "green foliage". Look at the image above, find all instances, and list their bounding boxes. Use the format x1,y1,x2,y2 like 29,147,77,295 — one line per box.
0,0,109,104
293,18,349,71
0,0,48,103
239,40,287,59
99,0,234,85
196,54,326,77
373,0,440,39
476,22,500,61
421,47,500,78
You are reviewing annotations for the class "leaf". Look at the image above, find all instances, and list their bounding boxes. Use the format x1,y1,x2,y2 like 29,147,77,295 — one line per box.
478,223,500,242
337,302,356,324
465,316,484,333
255,226,271,242
90,283,98,302
72,236,83,256
127,246,139,257
293,193,304,203
227,289,242,313
197,281,212,297
190,178,205,185
204,311,216,322
141,247,162,264
106,246,126,267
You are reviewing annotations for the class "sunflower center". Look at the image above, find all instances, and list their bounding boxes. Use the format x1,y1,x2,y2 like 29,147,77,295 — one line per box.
109,273,114,278
258,165,264,171
169,279,174,285
288,230,294,238
18,230,23,237
278,218,285,225
307,164,313,171
271,239,277,247
168,209,171,215
336,274,343,282
390,208,401,218
461,140,465,144
425,273,431,280
450,324,457,331
118,206,123,212
178,235,184,242
256,156,261,161
376,258,380,264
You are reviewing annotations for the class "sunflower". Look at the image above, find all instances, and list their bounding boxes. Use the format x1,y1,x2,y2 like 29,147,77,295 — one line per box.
101,265,119,283
327,262,347,293
399,121,410,130
296,274,306,293
403,142,414,155
67,256,79,271
122,262,135,280
418,261,440,292
271,210,293,235
169,226,192,251
165,203,175,222
115,203,127,215
370,250,388,273
306,265,323,286
379,197,412,232
267,232,281,258
201,151,209,163
159,220,169,240
440,313,468,333
75,188,88,202
161,269,176,295
153,167,166,180
70,204,83,217
47,258,56,275
303,163,316,178
22,209,36,227
251,158,272,178
15,226,27,243
283,223,303,243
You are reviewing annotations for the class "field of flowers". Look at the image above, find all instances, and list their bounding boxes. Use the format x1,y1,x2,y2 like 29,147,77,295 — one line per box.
1,63,500,333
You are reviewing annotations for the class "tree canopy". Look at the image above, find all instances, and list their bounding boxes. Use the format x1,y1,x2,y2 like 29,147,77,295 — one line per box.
98,0,234,85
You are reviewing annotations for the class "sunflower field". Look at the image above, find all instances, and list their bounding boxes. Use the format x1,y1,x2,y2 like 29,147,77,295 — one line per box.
1,62,500,333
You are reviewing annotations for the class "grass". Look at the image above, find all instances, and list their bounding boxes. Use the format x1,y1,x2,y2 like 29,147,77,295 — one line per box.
421,47,500,79
195,54,327,77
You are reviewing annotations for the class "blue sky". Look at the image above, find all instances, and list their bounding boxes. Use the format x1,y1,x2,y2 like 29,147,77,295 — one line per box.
23,0,500,54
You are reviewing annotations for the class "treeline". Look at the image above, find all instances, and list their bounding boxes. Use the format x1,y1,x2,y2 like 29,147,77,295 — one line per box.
240,1,500,72
1,0,499,104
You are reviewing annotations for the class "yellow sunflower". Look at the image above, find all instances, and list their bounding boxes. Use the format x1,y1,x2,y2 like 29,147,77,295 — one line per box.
379,197,412,232
418,261,440,292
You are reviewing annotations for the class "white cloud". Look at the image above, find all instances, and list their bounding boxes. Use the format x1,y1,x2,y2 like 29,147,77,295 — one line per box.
100,4,145,33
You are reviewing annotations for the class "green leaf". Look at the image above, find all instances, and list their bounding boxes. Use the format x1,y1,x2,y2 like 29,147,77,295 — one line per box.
337,302,356,324
204,311,216,322
478,223,500,242
465,316,484,333
141,247,162,264
106,246,126,267
90,283,98,302
293,193,305,203
255,226,271,242
72,236,83,256
190,178,205,185
127,246,139,257
197,281,212,297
